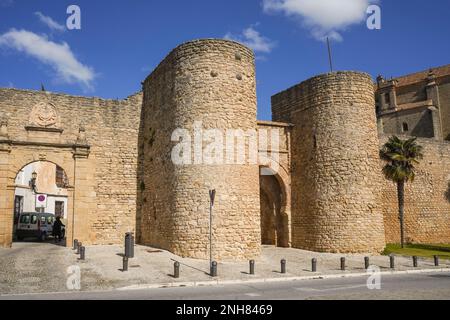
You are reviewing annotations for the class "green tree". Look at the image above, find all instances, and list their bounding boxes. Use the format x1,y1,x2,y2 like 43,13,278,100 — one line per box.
380,136,424,248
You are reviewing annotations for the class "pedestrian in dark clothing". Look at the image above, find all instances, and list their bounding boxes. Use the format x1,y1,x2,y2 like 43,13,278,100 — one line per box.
53,216,65,242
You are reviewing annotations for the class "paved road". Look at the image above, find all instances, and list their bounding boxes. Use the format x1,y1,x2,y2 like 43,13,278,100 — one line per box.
1,272,450,300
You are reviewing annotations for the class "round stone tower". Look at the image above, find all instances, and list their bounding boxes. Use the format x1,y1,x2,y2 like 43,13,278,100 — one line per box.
139,39,261,261
290,72,386,253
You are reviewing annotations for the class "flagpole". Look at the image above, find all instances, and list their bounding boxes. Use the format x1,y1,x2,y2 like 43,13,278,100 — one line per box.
327,37,334,72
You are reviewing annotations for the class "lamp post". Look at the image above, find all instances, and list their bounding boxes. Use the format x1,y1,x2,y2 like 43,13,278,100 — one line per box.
209,189,216,271
30,171,38,193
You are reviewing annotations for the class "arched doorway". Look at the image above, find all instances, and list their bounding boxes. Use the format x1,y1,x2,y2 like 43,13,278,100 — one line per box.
13,161,69,243
259,167,290,247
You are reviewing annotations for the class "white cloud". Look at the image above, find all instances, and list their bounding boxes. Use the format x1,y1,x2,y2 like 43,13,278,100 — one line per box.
225,26,276,54
263,0,377,41
0,29,95,90
35,12,66,32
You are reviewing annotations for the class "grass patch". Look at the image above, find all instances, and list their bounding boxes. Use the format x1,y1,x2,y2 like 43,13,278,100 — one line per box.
383,243,450,261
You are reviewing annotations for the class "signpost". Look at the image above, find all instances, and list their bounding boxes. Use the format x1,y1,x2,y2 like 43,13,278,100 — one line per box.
209,189,216,272
36,194,48,213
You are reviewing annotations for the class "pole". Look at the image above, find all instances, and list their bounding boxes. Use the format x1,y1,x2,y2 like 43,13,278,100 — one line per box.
209,199,212,269
209,189,216,271
327,37,333,72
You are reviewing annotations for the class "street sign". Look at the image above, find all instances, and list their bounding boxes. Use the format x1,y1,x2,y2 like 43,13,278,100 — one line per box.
36,194,48,208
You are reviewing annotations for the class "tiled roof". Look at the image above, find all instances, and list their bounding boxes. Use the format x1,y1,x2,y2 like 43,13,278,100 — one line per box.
394,64,450,87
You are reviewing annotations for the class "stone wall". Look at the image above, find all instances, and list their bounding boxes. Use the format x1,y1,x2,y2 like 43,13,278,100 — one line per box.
396,83,427,105
257,121,292,248
380,106,435,138
380,135,450,244
139,39,261,261
438,77,450,139
0,88,142,247
274,72,386,253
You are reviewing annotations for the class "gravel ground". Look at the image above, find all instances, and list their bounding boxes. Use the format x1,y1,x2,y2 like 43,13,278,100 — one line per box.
1,242,449,295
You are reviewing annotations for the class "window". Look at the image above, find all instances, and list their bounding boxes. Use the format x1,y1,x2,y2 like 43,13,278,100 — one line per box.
384,93,391,105
402,122,409,132
55,201,64,218
30,215,38,224
14,196,23,224
55,166,67,188
19,214,30,224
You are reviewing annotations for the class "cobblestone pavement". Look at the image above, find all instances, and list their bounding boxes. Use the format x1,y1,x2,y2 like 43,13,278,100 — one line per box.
1,242,449,295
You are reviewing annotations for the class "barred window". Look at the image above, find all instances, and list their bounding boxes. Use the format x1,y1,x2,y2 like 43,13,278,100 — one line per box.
55,165,68,188
55,201,65,218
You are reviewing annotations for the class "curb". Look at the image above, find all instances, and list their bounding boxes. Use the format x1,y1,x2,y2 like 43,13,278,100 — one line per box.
116,267,450,291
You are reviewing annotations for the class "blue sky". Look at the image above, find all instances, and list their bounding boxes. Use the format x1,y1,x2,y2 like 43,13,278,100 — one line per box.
1,0,449,120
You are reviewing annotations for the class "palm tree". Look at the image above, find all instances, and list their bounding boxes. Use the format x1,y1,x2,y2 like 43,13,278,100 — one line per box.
380,136,424,248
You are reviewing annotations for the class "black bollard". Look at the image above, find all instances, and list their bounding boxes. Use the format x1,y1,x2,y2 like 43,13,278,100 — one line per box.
174,262,180,278
125,232,134,258
73,239,78,250
364,257,370,270
434,255,439,267
341,257,346,271
390,255,395,269
281,259,286,274
413,256,418,268
312,258,317,273
80,246,85,260
210,261,218,277
122,256,128,272
249,260,255,275
76,242,82,255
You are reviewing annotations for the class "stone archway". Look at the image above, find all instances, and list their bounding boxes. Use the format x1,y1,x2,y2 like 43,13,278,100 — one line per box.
259,166,291,248
0,140,91,248
12,160,71,241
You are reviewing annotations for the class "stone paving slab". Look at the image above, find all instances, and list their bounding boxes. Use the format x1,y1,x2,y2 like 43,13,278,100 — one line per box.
1,243,449,295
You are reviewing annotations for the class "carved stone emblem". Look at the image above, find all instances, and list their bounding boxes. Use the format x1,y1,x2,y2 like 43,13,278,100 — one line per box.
29,102,59,128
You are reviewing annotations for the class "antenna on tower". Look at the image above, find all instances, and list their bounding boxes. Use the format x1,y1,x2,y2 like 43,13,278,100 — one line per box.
327,37,334,72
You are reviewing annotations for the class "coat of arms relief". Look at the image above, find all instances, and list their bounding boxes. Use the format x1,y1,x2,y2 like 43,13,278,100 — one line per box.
28,102,60,128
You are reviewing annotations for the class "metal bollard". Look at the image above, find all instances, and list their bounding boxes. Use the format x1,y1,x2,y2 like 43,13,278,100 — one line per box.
281,259,286,274
80,246,85,260
312,258,317,272
413,256,418,268
434,255,439,267
364,257,370,270
249,260,255,275
124,232,135,258
76,242,82,255
122,256,128,272
73,239,78,250
340,257,346,271
390,255,395,269
210,261,218,277
174,262,180,278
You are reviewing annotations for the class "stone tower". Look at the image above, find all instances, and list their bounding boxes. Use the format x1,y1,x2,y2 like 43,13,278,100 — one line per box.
138,39,261,261
273,71,386,253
